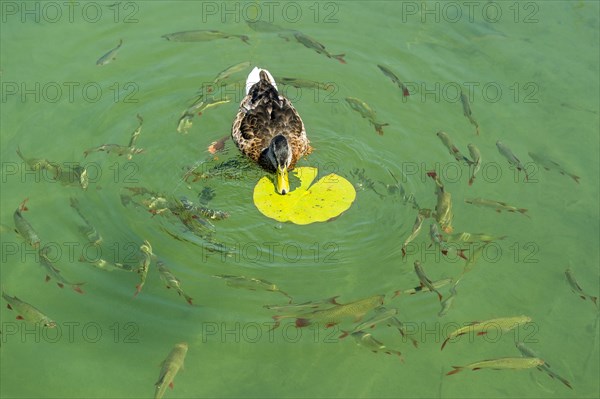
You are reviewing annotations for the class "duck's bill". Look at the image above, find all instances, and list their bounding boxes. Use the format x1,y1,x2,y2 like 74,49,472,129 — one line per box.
276,166,290,195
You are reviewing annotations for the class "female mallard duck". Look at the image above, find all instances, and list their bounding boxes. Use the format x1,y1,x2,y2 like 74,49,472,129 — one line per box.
232,67,311,194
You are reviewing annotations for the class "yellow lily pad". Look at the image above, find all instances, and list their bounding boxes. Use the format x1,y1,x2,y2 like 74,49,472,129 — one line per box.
253,167,356,225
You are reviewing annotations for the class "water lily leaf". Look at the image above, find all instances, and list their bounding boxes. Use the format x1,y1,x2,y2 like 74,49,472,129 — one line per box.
253,167,356,225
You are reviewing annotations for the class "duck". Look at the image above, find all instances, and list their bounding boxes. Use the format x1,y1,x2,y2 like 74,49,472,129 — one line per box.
232,67,311,194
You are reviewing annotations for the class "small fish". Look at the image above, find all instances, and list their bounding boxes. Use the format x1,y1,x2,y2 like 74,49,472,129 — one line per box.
79,256,133,272
155,342,188,399
436,131,470,164
245,19,290,33
401,211,426,258
213,275,293,303
460,90,480,136
293,31,345,63
515,342,573,389
16,147,59,176
96,39,123,66
52,164,88,189
377,64,410,96
427,171,453,233
445,232,507,244
467,143,481,186
441,315,532,350
134,240,153,297
414,261,443,301
429,223,467,260
188,97,231,116
157,261,193,305
38,246,85,294
464,197,528,217
351,331,404,361
208,135,229,154
565,268,598,307
528,152,580,184
461,242,489,276
438,280,459,317
70,197,102,246
13,198,40,248
394,278,453,297
265,296,341,313
295,294,385,328
340,306,399,338
496,141,529,181
278,77,335,91
447,357,543,376
83,143,144,159
213,61,251,85
2,291,56,327
346,97,389,135
386,316,420,348
127,114,144,148
162,30,249,44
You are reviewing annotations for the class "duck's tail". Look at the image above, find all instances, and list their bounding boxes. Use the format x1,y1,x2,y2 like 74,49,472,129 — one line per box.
245,67,278,94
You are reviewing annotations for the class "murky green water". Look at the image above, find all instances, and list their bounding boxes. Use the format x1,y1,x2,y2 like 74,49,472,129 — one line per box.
1,1,599,398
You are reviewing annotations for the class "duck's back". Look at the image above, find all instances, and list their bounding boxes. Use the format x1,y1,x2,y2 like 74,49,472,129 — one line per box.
232,69,309,170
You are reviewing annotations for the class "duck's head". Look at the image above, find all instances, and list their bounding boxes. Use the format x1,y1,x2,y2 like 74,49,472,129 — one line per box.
267,134,292,195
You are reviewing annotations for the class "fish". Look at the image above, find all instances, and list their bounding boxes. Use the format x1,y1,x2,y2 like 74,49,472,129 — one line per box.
213,275,293,303
427,171,453,233
188,97,231,116
208,135,229,154
429,223,467,260
79,256,133,272
351,331,404,361
565,268,598,307
401,211,426,258
345,97,389,135
83,143,144,159
447,357,544,376
496,141,529,181
213,61,251,85
16,147,59,176
38,246,85,294
293,31,345,63
265,296,342,313
528,152,580,184
134,240,153,297
70,197,102,246
464,197,528,217
414,261,443,301
52,164,88,189
436,131,470,164
295,294,385,328
13,198,40,248
441,315,532,350
157,261,193,305
162,30,249,44
467,143,481,186
155,342,188,399
377,64,410,96
340,306,399,338
394,278,453,297
515,342,573,389
278,77,335,91
460,90,480,136
96,39,123,66
461,242,488,276
438,280,459,317
245,19,290,33
445,232,507,244
386,316,420,348
127,114,144,148
2,291,56,327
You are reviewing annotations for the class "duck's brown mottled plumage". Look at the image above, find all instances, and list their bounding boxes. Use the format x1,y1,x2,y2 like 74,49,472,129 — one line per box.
232,70,311,172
